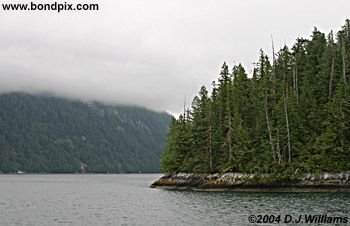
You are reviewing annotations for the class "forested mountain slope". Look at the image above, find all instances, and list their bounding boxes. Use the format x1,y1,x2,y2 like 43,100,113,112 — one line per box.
0,93,171,173
161,20,350,174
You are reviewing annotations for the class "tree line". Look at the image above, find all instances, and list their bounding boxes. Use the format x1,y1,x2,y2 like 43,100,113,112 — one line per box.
161,20,350,174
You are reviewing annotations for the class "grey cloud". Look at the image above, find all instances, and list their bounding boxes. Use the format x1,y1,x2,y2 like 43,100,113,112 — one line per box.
1,0,349,115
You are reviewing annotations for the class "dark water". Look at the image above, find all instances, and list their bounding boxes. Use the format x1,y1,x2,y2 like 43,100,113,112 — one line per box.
0,174,349,226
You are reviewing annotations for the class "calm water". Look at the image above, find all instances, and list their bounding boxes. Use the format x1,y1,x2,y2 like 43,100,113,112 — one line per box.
0,174,349,226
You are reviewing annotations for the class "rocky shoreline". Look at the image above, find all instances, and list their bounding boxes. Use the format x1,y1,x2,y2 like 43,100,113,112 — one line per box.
150,172,350,192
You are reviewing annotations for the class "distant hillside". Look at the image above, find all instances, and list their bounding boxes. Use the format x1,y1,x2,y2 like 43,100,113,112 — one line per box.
0,93,171,173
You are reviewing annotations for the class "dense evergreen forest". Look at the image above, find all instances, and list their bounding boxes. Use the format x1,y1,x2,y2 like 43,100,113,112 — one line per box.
0,93,171,173
161,20,350,174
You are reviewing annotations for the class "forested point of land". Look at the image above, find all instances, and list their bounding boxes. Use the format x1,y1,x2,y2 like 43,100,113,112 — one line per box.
161,20,350,175
0,93,171,173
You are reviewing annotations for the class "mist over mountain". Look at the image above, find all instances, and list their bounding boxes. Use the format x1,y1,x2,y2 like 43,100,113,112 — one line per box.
2,1,349,115
0,92,171,173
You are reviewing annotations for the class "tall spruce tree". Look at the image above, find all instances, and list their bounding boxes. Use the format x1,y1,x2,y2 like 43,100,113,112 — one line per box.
161,20,350,174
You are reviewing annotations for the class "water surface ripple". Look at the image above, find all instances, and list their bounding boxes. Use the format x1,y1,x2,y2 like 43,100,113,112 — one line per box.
0,174,349,225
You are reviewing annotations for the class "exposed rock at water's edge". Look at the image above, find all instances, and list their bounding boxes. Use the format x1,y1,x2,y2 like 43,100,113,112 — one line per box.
150,172,350,192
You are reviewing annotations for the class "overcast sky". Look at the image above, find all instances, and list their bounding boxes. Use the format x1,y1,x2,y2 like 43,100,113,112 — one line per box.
1,0,349,115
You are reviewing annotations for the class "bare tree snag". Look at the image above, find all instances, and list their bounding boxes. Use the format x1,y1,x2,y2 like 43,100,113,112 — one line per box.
342,39,347,84
264,93,275,161
284,89,291,165
208,109,213,172
329,55,335,97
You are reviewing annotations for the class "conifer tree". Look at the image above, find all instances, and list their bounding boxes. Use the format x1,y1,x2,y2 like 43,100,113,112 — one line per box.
161,20,350,174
